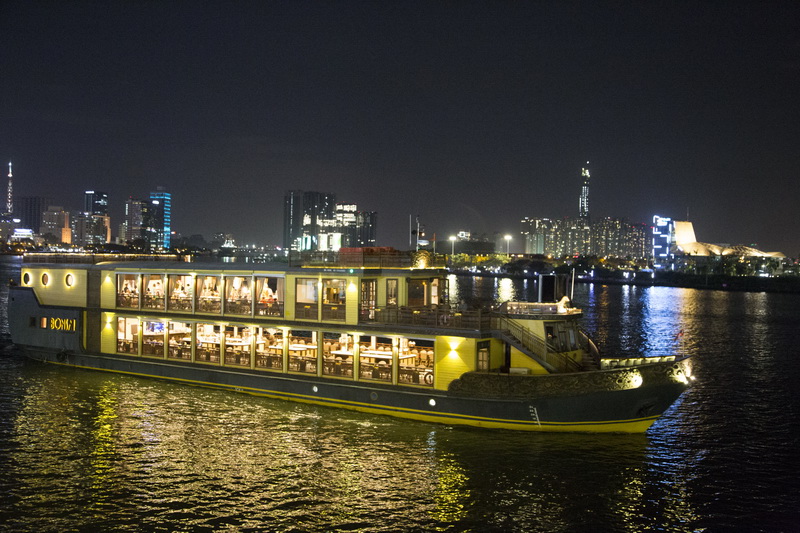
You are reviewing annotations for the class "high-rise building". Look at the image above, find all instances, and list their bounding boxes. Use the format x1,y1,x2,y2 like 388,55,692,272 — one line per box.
284,191,377,252
13,196,53,233
146,187,172,250
40,205,71,244
6,162,13,215
652,215,675,268
579,162,590,221
283,190,336,251
84,190,109,215
119,197,148,244
71,211,110,247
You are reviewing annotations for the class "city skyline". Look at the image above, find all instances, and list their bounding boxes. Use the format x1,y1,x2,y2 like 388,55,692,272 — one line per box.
2,2,798,254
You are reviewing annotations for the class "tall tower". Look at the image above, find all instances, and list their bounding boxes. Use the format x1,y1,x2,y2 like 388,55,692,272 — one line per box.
7,162,13,214
148,186,172,250
579,162,590,221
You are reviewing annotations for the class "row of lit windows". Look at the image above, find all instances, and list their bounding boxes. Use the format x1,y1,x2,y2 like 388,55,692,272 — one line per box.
115,316,436,386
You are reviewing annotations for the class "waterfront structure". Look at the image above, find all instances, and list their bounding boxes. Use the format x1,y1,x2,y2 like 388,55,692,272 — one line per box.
9,253,692,433
40,206,71,244
146,187,172,250
672,220,784,258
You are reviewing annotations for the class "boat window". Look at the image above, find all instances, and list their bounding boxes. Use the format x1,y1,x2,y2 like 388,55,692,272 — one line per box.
196,276,221,314
196,323,222,363
22,272,31,285
295,278,318,320
223,325,252,366
167,321,191,360
386,279,398,307
143,274,165,310
358,335,393,383
142,320,165,357
288,329,317,374
398,337,434,387
360,279,377,320
116,274,139,308
167,274,193,311
224,276,252,316
41,273,49,286
255,276,284,317
321,279,346,321
322,332,353,378
255,327,283,371
116,317,138,355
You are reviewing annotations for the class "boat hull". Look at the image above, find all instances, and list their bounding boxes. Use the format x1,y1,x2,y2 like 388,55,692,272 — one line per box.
15,344,689,433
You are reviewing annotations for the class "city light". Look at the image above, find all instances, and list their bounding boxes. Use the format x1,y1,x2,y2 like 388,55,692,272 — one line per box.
449,235,456,255
504,234,512,254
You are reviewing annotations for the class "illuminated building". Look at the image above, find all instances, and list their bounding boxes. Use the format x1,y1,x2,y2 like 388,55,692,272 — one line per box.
652,215,675,268
591,218,649,259
119,197,149,244
40,205,71,244
147,187,172,250
284,191,376,252
71,212,110,246
579,162,590,221
6,162,13,215
84,190,109,216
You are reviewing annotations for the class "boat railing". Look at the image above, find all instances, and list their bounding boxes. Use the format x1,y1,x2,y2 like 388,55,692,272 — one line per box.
578,330,602,367
361,305,491,330
492,316,583,373
23,252,181,264
495,301,582,317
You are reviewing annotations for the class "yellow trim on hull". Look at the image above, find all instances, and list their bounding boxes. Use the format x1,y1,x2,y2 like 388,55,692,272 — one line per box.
51,360,658,434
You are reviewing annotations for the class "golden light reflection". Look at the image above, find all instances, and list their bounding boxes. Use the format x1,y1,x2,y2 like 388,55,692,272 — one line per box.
430,454,471,523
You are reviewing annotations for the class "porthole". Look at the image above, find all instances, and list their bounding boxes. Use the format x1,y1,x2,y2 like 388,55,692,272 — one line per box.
41,273,49,286
428,399,437,407
65,274,75,287
312,385,319,393
22,272,31,285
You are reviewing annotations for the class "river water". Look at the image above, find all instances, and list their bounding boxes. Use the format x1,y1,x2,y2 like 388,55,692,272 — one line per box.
1,258,798,532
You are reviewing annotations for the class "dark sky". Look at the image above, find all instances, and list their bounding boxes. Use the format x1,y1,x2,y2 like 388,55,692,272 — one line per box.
2,1,799,254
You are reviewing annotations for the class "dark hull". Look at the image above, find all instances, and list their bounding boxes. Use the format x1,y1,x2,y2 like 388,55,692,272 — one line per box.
17,344,689,433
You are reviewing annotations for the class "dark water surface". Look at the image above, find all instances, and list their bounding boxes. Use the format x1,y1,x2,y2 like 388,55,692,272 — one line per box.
1,260,799,532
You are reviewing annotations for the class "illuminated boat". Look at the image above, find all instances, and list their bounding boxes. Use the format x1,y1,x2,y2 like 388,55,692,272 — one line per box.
7,251,692,433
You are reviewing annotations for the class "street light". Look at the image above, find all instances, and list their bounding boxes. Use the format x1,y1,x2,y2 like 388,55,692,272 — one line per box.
449,235,456,255
504,234,512,254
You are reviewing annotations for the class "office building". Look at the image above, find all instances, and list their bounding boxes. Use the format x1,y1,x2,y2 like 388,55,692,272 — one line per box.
13,196,53,234
40,206,71,244
146,187,172,250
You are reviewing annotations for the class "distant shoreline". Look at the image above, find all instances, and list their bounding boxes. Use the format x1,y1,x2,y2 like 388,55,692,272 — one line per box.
450,270,800,294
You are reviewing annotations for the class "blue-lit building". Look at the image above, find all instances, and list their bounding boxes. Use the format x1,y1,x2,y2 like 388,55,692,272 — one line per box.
147,187,172,250
652,215,674,268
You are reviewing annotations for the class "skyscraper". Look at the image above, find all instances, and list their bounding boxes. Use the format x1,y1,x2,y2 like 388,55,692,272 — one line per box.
579,162,590,221
13,196,53,233
120,197,148,244
84,190,109,215
147,187,172,250
283,190,336,252
6,162,13,215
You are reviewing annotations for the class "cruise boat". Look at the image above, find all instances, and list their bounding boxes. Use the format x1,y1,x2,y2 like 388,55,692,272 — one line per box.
7,251,693,433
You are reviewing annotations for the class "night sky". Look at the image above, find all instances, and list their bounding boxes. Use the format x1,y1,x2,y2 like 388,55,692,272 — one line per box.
2,1,799,255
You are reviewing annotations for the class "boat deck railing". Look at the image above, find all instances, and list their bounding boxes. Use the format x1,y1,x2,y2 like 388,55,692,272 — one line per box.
361,306,492,330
